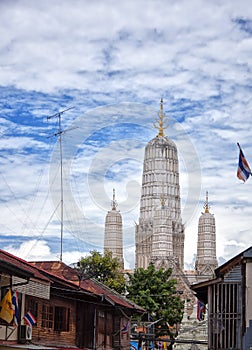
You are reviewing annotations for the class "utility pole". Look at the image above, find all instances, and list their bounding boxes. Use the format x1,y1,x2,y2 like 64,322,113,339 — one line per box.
47,106,75,261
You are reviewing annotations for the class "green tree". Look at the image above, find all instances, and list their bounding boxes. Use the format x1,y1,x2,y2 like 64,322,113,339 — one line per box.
78,250,126,294
127,263,184,337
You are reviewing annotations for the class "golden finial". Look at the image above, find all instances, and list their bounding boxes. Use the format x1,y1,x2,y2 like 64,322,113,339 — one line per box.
204,191,210,213
154,98,168,137
111,188,118,210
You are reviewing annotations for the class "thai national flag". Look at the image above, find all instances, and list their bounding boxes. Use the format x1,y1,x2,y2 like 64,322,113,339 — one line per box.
12,291,19,327
237,143,251,182
121,320,129,334
24,311,37,327
197,300,205,321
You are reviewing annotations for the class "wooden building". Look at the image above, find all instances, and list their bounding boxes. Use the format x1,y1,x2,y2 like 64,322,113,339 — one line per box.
32,260,144,349
0,250,144,349
192,246,252,350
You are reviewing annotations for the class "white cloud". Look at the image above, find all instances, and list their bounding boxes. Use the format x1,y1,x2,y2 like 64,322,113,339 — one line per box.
0,0,252,269
6,240,55,262
5,239,91,265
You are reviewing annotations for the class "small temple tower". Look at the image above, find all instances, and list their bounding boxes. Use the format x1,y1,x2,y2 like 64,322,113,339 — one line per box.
195,191,218,279
135,99,184,270
104,189,124,268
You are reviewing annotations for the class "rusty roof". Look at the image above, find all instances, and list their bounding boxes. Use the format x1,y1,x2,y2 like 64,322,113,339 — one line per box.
0,250,50,283
32,260,144,312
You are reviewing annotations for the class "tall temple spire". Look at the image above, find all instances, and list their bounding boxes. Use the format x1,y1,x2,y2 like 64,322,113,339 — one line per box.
154,98,168,137
135,99,184,269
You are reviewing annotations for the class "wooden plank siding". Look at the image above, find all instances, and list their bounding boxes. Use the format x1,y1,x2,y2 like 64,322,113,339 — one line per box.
208,282,242,349
76,302,131,350
76,301,95,349
25,295,77,348
0,253,144,349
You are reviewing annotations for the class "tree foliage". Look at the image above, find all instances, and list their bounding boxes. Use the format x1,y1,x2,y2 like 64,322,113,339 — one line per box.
127,263,184,336
78,250,126,294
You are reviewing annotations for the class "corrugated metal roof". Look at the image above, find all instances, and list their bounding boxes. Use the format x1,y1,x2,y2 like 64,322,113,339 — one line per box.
215,245,252,276
32,261,144,312
0,250,50,283
80,278,144,310
30,261,80,285
223,264,242,282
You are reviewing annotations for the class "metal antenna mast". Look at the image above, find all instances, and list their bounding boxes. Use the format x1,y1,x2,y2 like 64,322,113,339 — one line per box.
47,106,75,261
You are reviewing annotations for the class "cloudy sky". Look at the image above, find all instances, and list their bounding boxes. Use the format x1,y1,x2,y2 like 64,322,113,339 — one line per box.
1,0,252,269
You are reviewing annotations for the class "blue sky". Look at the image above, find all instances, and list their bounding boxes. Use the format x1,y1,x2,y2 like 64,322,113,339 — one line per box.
0,0,252,269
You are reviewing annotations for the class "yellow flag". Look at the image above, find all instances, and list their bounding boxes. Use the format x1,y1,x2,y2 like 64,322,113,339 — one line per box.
0,290,13,323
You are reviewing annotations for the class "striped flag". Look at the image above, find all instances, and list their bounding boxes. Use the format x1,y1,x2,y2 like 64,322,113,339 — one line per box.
197,300,205,321
237,143,251,182
121,320,129,334
24,311,36,327
12,291,19,327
